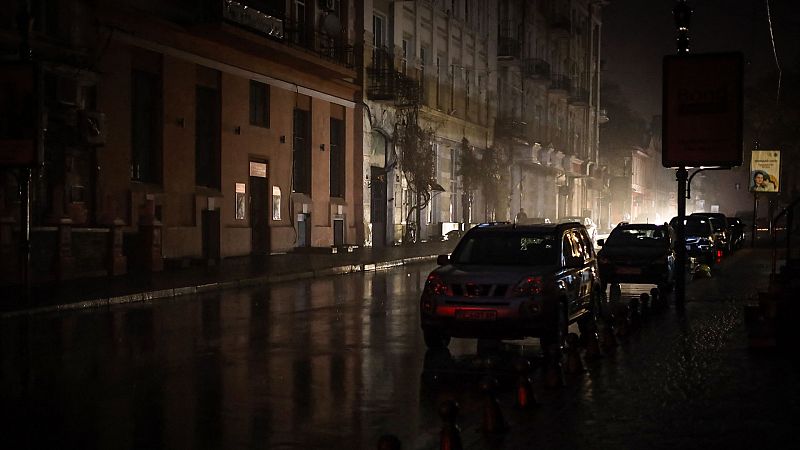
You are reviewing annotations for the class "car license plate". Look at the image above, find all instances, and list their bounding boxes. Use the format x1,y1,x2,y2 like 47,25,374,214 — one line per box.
616,267,641,275
456,309,497,321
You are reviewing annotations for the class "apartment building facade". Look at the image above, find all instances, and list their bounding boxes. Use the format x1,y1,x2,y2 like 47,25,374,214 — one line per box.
358,0,497,246
496,0,606,224
1,0,361,282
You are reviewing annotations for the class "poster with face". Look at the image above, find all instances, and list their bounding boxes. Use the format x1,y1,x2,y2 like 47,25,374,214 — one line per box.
749,150,780,192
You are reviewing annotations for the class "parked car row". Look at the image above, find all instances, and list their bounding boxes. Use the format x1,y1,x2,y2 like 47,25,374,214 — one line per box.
417,212,747,351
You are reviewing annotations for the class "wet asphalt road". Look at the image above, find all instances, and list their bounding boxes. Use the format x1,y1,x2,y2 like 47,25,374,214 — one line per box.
2,248,798,449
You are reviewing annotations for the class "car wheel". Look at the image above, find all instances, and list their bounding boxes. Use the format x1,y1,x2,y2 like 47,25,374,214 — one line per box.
542,301,568,356
423,328,451,349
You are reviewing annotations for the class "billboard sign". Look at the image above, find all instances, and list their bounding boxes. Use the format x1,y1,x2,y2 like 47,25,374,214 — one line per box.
663,52,743,168
749,150,780,193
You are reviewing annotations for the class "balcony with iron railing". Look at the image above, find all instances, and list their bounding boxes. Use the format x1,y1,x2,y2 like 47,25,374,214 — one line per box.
495,115,529,143
522,58,551,81
216,0,355,69
367,47,421,106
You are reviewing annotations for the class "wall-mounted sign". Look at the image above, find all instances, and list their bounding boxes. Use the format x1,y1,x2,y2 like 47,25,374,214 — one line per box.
249,161,267,178
272,186,281,220
663,52,743,168
750,150,780,193
235,182,246,220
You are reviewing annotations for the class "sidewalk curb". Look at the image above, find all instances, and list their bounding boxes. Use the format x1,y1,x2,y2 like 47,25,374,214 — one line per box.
0,254,439,319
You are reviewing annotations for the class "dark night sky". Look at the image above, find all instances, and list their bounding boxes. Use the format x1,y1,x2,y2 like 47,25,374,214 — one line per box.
602,0,800,118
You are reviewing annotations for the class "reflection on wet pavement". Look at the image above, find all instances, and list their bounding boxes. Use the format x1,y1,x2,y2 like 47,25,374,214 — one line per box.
2,249,798,449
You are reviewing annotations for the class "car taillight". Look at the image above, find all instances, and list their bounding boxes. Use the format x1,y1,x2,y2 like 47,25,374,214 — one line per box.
423,274,452,297
513,276,543,297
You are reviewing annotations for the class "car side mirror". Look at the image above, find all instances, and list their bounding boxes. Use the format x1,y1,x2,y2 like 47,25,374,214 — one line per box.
436,254,450,265
596,238,605,247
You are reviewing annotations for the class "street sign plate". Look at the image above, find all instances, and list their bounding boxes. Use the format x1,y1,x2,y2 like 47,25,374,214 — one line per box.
662,52,743,168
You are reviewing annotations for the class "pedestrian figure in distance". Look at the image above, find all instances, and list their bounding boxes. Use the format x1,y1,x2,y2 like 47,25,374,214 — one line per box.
515,208,528,224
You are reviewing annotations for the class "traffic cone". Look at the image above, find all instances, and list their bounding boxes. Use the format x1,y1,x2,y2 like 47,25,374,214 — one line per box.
377,434,402,450
610,283,622,302
600,311,618,355
614,303,631,338
650,287,662,310
479,376,507,434
640,292,651,317
628,296,642,330
514,359,537,409
584,329,602,360
438,400,463,450
565,333,585,374
543,343,565,388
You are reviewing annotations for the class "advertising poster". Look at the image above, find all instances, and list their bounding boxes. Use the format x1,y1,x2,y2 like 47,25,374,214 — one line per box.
235,183,246,220
749,150,780,193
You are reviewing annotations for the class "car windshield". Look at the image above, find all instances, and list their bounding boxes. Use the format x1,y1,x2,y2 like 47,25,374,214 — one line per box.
561,217,588,225
607,227,666,245
707,218,725,231
451,232,560,266
685,221,709,236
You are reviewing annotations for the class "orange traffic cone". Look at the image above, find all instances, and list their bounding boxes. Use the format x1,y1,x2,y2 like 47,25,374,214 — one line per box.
438,400,463,450
565,333,585,374
543,343,565,388
480,377,507,434
651,287,666,310
514,359,537,409
614,303,631,338
584,329,602,360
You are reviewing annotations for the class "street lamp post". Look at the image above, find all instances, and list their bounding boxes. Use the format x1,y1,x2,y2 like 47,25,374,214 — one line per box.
673,0,691,312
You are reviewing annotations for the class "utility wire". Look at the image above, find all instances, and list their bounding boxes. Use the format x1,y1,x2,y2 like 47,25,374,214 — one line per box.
766,0,781,104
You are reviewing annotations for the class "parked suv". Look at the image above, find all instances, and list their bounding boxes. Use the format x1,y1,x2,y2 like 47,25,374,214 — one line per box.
419,222,604,352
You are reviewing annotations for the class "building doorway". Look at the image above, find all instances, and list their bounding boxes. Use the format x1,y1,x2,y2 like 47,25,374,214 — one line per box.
249,161,270,255
370,165,387,247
